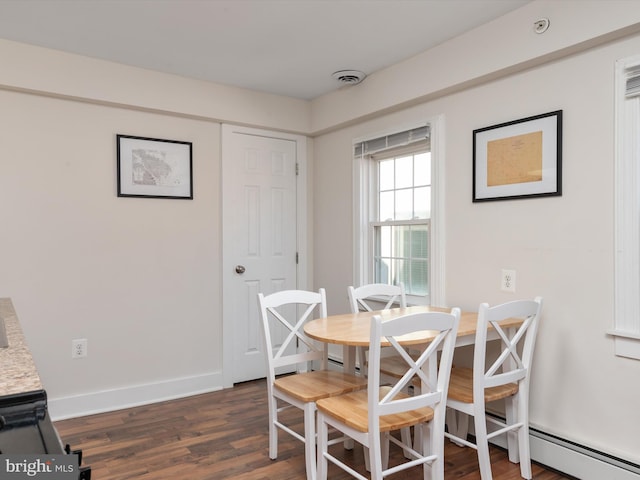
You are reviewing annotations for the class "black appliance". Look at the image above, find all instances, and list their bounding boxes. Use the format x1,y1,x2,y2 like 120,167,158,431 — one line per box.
0,390,91,479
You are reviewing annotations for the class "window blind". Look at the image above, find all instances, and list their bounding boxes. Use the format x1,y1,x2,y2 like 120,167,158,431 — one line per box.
626,66,640,98
354,125,430,157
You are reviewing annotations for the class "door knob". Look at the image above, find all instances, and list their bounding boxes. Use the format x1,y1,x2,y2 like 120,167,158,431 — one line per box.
235,265,246,274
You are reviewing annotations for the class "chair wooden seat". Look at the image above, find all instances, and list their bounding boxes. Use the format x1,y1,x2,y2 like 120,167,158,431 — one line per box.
447,366,518,403
317,386,434,433
275,370,367,403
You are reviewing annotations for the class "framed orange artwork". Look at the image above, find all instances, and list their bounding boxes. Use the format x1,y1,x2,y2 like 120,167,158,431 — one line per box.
473,110,562,202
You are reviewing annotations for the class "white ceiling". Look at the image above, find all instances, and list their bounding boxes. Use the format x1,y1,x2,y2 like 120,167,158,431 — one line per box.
0,0,530,100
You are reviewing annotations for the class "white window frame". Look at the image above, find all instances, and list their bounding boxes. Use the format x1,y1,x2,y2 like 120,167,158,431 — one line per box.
353,116,445,306
611,55,640,359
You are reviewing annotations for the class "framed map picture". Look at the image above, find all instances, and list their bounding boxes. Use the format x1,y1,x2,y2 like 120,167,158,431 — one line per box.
473,110,562,202
117,134,193,199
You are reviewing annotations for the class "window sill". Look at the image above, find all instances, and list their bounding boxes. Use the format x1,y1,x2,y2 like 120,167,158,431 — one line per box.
607,330,640,360
406,295,430,306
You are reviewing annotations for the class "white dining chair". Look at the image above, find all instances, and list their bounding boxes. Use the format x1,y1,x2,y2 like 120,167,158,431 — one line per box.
347,283,407,377
316,307,460,480
444,297,543,480
348,283,407,313
257,288,367,480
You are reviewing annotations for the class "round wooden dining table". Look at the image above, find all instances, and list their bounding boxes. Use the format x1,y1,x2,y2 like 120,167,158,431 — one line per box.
303,305,522,374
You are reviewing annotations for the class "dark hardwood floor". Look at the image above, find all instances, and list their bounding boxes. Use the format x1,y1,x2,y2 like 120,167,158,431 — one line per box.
55,379,575,479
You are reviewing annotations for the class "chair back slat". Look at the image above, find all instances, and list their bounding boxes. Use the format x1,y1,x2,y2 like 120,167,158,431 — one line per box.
272,351,320,369
348,283,406,313
484,370,526,389
368,309,460,426
267,302,321,361
258,289,328,380
473,298,543,400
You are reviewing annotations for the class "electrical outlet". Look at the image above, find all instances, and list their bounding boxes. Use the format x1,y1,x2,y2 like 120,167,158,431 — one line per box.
72,338,87,359
501,269,516,293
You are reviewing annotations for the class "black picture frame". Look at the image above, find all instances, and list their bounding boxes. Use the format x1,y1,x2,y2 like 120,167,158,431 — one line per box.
117,134,193,199
473,110,562,202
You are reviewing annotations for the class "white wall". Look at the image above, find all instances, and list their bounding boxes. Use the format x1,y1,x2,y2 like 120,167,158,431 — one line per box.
0,90,224,415
313,19,640,471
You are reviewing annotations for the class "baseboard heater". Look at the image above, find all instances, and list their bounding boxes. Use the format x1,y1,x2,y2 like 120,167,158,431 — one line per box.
481,412,639,480
529,427,639,480
328,358,639,480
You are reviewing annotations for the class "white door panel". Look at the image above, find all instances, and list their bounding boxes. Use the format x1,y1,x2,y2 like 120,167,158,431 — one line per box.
222,125,304,384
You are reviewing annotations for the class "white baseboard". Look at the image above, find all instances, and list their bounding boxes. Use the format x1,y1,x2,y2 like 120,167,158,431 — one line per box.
480,418,640,480
528,430,640,480
48,371,225,421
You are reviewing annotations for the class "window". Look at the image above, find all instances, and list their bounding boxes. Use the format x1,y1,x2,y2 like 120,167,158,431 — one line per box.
353,120,444,306
612,55,640,359
373,151,430,296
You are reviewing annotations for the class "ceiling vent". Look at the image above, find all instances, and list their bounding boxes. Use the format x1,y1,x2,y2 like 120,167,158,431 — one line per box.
332,70,366,85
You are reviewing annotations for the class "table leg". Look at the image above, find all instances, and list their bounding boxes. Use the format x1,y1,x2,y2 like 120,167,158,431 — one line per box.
342,345,356,450
342,345,356,375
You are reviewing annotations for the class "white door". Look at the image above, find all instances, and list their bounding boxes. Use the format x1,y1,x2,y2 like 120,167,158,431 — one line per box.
221,125,306,385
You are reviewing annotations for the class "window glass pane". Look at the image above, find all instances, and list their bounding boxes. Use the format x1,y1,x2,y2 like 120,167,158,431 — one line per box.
414,152,431,186
409,259,428,296
380,225,392,257
379,159,394,191
394,225,407,258
379,191,394,221
375,257,390,284
412,224,429,259
395,258,408,288
395,155,413,189
374,227,381,257
388,258,398,285
414,186,430,219
395,189,412,220
374,223,429,295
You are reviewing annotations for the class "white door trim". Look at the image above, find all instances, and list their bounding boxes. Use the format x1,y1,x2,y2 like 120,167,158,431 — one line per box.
221,124,308,387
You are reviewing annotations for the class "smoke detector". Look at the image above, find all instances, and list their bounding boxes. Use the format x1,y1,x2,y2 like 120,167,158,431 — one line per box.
332,70,366,85
534,18,550,34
